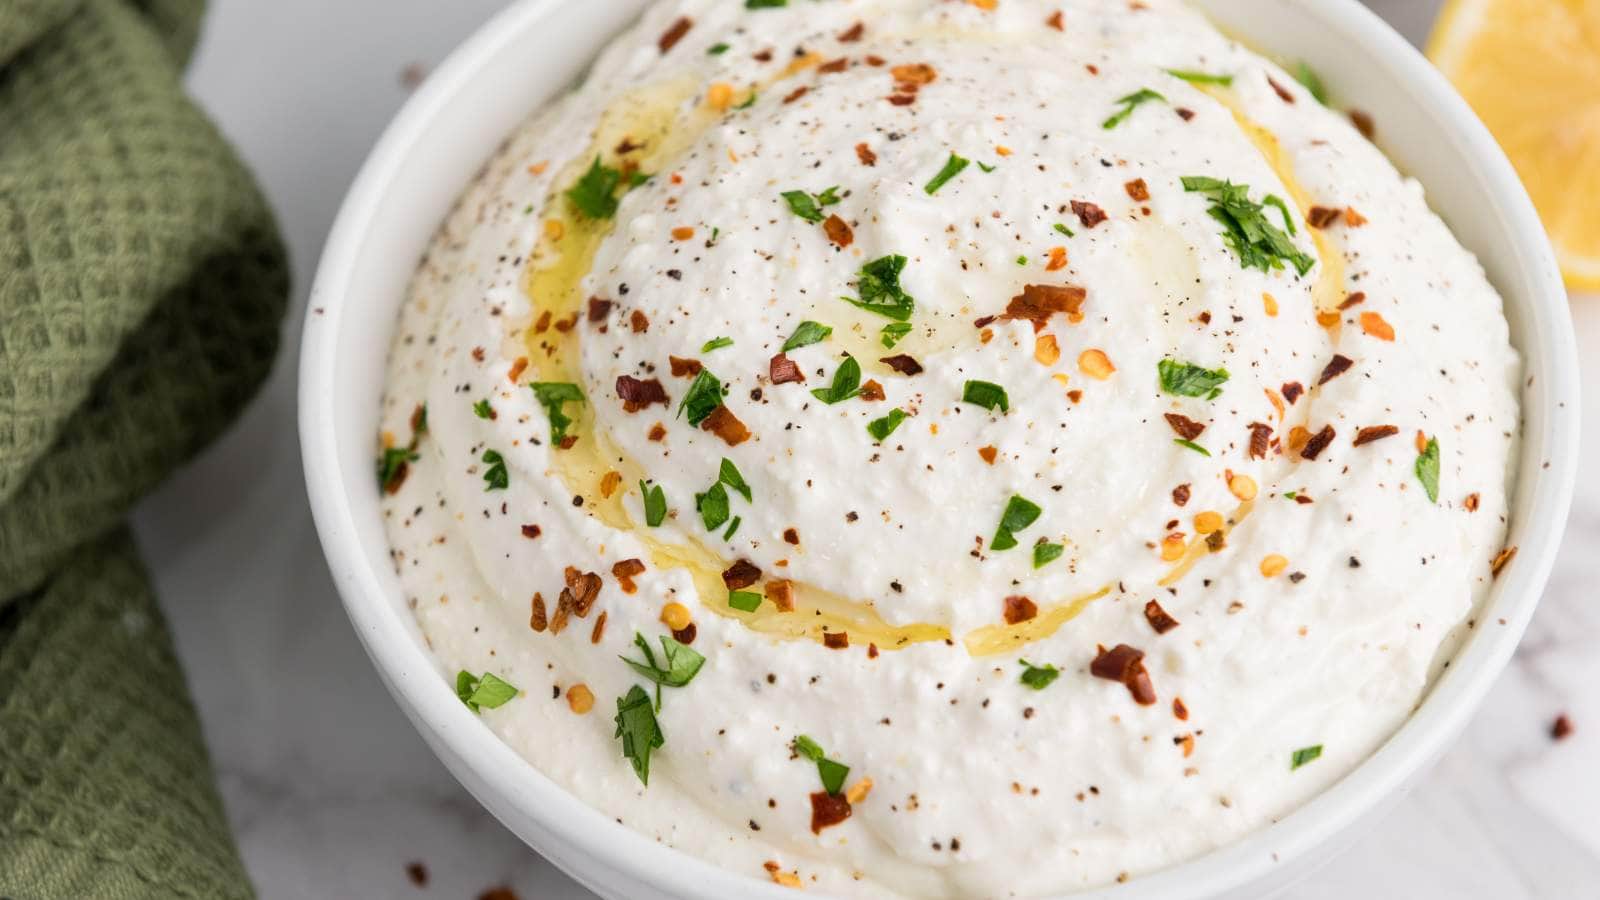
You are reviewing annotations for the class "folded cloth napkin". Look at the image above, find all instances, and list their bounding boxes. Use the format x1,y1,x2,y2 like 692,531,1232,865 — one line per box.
0,0,287,896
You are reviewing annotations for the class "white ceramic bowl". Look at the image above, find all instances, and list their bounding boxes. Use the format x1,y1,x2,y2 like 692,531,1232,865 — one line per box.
300,1,1580,896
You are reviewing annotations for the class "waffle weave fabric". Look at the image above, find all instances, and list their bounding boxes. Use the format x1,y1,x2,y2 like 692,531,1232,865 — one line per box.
0,0,288,896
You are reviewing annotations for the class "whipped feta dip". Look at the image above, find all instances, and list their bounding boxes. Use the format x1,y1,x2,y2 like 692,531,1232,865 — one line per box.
377,0,1521,895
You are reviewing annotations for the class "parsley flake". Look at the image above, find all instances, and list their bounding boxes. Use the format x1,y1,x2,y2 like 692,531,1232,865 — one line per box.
1181,176,1316,275
1174,438,1212,457
976,160,997,173
1416,437,1440,503
701,336,734,353
1158,358,1230,399
843,255,915,321
1018,659,1060,690
472,399,493,419
456,670,518,713
923,152,970,195
640,480,667,527
728,590,762,612
621,632,705,689
565,156,647,219
1165,69,1234,86
867,408,909,442
723,515,742,540
1290,744,1324,770
793,735,850,796
745,0,786,7
480,449,508,491
1103,87,1166,129
1053,222,1075,237
696,481,730,532
781,185,843,223
783,320,833,351
377,446,418,491
991,494,1042,551
719,458,753,502
677,369,725,427
707,42,730,55
530,381,584,443
614,685,664,785
811,355,862,404
1294,62,1329,105
879,322,912,348
1032,540,1065,569
962,379,1009,413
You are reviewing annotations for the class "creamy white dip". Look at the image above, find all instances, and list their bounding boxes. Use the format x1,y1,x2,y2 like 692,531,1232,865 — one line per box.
378,0,1520,894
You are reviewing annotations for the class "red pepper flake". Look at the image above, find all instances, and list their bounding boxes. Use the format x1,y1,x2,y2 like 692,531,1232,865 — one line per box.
521,524,542,539
1004,283,1086,330
1339,291,1366,310
1090,644,1157,705
1247,422,1273,460
782,85,809,104
1464,492,1480,512
562,569,603,619
783,527,801,545
1070,200,1108,229
867,643,879,659
1045,9,1064,30
890,63,938,87
657,16,692,53
557,435,578,450
977,445,999,465
823,214,854,247
1164,413,1205,441
507,356,529,383
478,886,520,900
1307,206,1342,229
405,862,428,887
534,311,552,333
1172,696,1189,720
553,312,579,333
1551,714,1574,741
672,622,698,644
1124,179,1150,202
612,558,646,594
702,404,751,446
855,142,877,166
823,631,849,649
887,93,917,106
1317,354,1354,385
1144,599,1180,634
1349,109,1376,140
819,57,849,74
722,558,762,590
471,346,486,362
548,591,572,634
1176,107,1195,121
752,49,773,63
1266,75,1296,103
809,791,852,833
859,379,885,402
591,610,608,644
770,352,806,384
1344,207,1368,227
669,355,703,377
616,375,669,412
587,297,613,322
1172,483,1191,506
529,593,548,632
1300,424,1336,460
1361,308,1397,339
766,579,795,612
880,354,923,375
1490,545,1518,578
838,21,865,42
1003,595,1037,625
647,422,667,441
1352,425,1398,447
864,54,885,67
1281,382,1304,405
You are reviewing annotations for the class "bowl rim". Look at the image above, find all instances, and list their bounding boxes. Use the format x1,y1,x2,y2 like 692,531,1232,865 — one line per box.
299,0,1580,897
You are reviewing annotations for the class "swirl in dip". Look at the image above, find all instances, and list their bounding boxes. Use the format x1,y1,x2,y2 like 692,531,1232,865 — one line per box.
378,0,1520,894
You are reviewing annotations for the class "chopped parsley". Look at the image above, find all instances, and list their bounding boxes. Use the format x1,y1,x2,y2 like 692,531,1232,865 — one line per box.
701,336,734,352
640,479,667,527
745,0,786,6
377,446,418,490
1262,194,1297,235
976,160,997,173
728,590,762,612
472,398,493,419
723,516,742,539
1158,358,1230,399
695,481,730,531
1416,437,1440,503
1053,222,1075,237
1165,68,1234,86
1294,61,1329,105
707,42,730,55
990,494,1042,551
923,152,970,195
1181,176,1316,275
1173,438,1212,456
1015,255,1028,266
1032,540,1065,569
677,369,725,426
735,91,758,110
565,156,647,219
530,381,584,443
811,355,862,404
880,322,912,348
793,734,850,796
1290,744,1324,770
719,458,752,502
621,632,705,689
1018,659,1060,690
456,670,518,713
961,379,1009,413
843,254,915,321
783,320,833,351
867,408,909,442
1102,87,1166,129
781,185,843,223
614,685,664,785
480,449,508,491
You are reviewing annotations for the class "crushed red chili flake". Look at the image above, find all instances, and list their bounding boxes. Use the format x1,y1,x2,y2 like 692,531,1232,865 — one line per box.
823,213,854,247
723,559,763,590
1004,283,1086,330
405,862,428,887
507,356,529,383
478,887,520,900
1003,595,1037,624
612,558,646,593
880,354,923,375
673,622,698,644
557,435,578,450
1172,483,1191,506
701,404,751,445
563,569,603,618
1164,413,1205,441
1490,546,1518,577
530,593,548,632
1176,107,1195,121
553,312,580,333
823,631,849,649
855,142,877,166
864,54,885,67
1247,423,1273,460
766,579,796,612
782,85,809,104
838,21,864,42
977,445,998,464
1046,9,1064,30
819,57,849,74
534,311,552,333
891,63,938,86
591,610,608,644
587,297,613,322
1317,354,1354,385
1124,179,1150,202
1344,207,1368,227
1352,425,1398,447
1266,75,1296,103
1281,382,1304,405
1339,291,1366,310
658,16,692,53
647,422,667,441
887,93,916,106
770,353,806,384
471,346,486,362
1464,492,1480,512
1349,109,1376,139
521,524,542,539
859,379,885,402
1300,425,1336,460
1090,644,1157,705
868,643,879,658
1172,696,1189,720
630,309,649,332
669,355,703,377
1552,714,1574,741
1070,200,1107,228
1307,206,1342,228
1144,599,1180,634
810,791,852,833
616,375,669,412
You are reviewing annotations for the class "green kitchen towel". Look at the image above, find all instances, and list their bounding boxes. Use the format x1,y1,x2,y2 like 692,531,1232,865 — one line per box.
0,0,288,896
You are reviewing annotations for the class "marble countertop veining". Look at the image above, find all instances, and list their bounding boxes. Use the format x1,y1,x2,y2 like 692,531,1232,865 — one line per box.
132,1,1599,896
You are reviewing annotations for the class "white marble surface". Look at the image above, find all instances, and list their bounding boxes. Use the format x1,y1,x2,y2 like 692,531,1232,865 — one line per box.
130,1,1600,896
